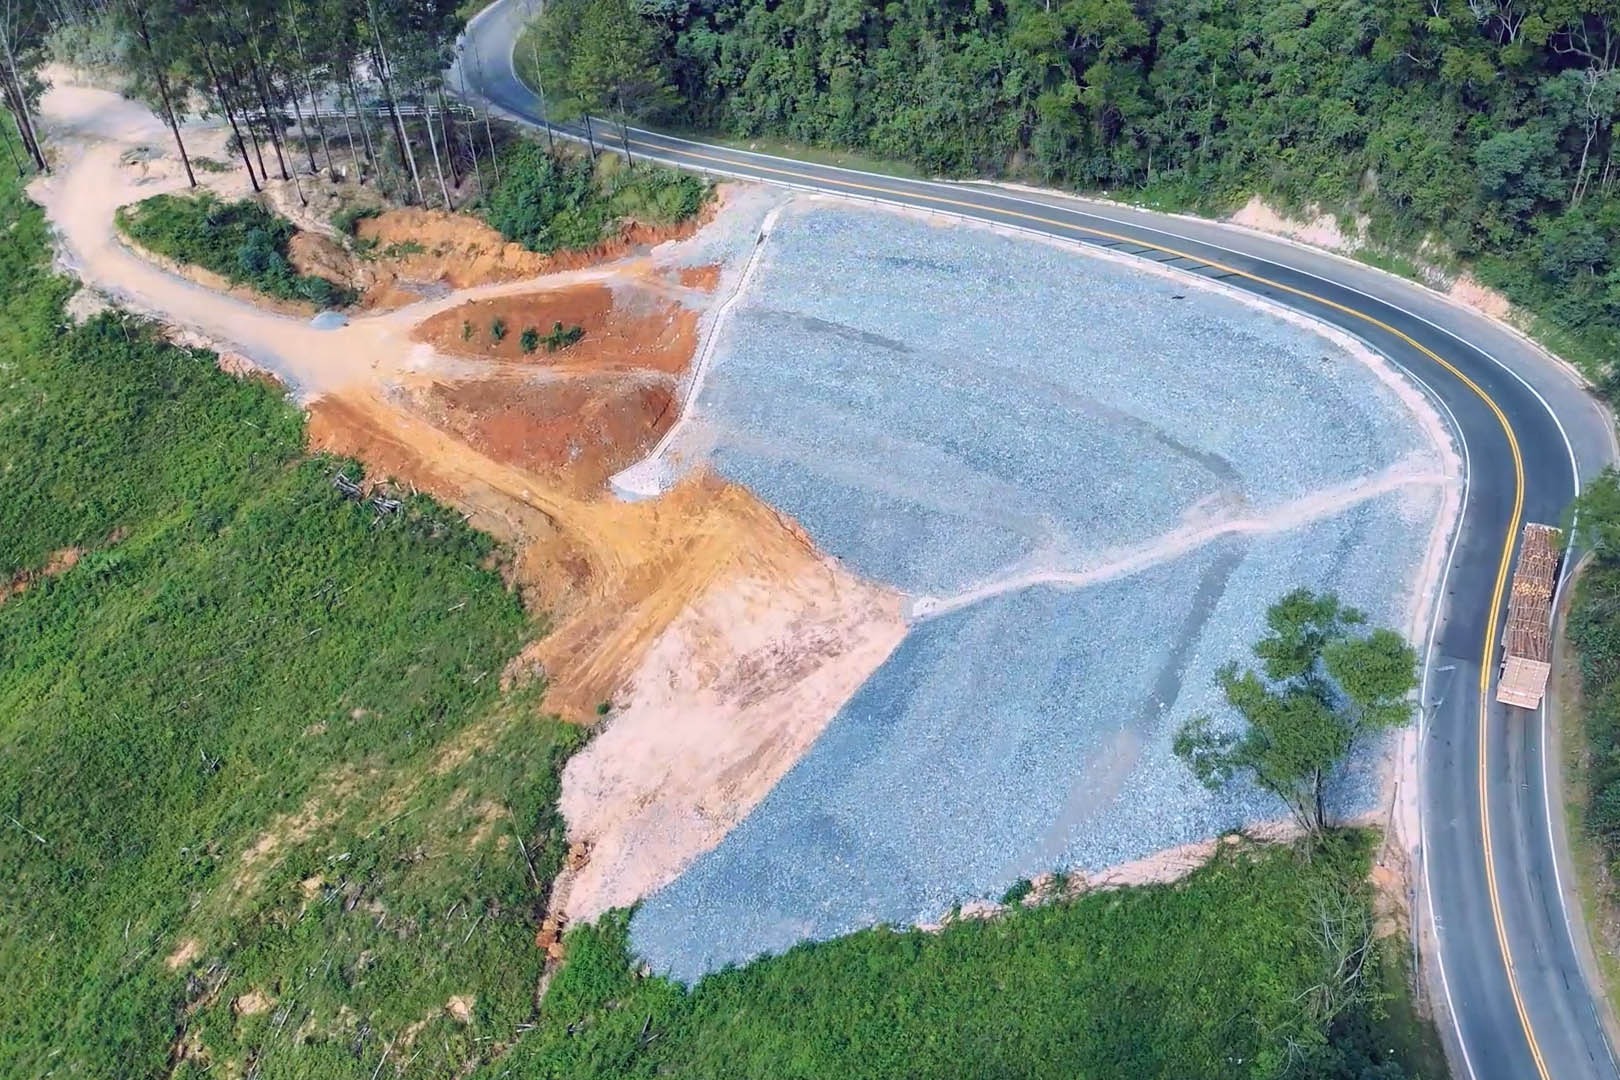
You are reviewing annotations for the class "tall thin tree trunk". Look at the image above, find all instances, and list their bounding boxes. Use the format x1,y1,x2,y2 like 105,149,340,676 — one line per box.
0,35,45,170
437,87,460,186
465,47,500,182
582,111,597,160
338,83,360,180
1,105,25,176
129,0,195,186
366,0,424,204
286,2,333,175
246,48,290,180
483,107,499,184
0,78,42,170
230,65,271,180
345,68,376,177
284,70,318,173
205,51,259,192
616,89,632,168
422,93,451,208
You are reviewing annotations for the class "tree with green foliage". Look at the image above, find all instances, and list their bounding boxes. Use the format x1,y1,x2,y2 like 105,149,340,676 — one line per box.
530,0,673,163
1573,465,1620,559
602,0,1620,385
1175,589,1418,837
485,140,707,253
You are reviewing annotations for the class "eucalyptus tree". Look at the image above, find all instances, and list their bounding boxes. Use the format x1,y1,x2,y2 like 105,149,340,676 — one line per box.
0,0,46,170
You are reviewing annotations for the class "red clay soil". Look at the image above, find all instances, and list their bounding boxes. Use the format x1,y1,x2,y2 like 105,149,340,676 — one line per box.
414,282,698,374
408,374,678,495
676,264,722,292
0,547,84,606
287,201,720,311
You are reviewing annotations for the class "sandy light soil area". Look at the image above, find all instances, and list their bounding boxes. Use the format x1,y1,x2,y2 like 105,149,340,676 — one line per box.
32,67,1466,975
31,73,906,934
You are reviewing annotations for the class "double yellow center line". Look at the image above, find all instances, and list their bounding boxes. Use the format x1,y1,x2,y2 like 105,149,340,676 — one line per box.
630,136,1546,1078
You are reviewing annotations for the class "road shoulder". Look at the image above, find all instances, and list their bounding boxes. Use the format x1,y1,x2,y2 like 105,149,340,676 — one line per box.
1551,553,1620,1055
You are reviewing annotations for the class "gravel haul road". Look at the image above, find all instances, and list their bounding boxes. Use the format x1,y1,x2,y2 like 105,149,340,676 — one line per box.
460,3,1620,1076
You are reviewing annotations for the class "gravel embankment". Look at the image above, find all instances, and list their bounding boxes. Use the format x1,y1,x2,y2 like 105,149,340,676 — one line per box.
628,202,1455,982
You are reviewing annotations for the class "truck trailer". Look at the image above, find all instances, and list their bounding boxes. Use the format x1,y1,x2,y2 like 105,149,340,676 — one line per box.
1496,522,1562,710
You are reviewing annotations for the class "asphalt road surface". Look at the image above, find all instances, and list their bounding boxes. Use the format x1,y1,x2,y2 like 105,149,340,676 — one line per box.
456,4,1620,1075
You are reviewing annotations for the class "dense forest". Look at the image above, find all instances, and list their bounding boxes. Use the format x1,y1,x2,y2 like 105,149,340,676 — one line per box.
541,0,1620,382
0,0,497,208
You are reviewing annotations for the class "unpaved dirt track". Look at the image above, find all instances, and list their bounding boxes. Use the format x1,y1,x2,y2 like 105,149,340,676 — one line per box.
31,76,908,937
458,1,1620,1073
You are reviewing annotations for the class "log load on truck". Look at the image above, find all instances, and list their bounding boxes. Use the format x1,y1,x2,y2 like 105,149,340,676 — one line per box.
1496,522,1563,710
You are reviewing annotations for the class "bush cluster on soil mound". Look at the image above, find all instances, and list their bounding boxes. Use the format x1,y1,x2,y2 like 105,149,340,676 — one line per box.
116,191,355,308
1,141,574,1079
485,835,1440,1080
486,144,708,254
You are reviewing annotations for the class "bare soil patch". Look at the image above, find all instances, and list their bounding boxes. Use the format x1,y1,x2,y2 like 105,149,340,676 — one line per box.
413,282,697,373
406,374,678,496
676,264,722,292
289,205,716,311
0,546,84,606
31,84,899,928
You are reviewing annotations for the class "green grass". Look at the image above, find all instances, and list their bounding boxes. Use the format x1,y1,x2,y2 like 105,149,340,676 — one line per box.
483,834,1442,1080
116,191,355,308
485,142,709,255
0,121,1446,1078
1558,559,1620,1037
0,130,576,1078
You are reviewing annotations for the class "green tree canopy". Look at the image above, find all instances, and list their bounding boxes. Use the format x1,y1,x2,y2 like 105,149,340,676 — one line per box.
1174,589,1419,837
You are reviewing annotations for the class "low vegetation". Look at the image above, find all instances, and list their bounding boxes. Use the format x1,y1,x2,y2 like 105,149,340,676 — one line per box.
1567,470,1620,894
1177,589,1419,839
529,0,1620,388
485,143,708,254
473,590,1438,1078
116,192,354,308
1,136,574,1078
481,836,1437,1079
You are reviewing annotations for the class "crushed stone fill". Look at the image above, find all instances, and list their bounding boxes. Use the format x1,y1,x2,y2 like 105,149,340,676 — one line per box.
686,204,1431,596
629,486,1443,982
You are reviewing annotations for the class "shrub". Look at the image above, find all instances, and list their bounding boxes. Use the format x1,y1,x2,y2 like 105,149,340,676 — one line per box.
542,321,584,352
486,143,710,254
490,317,507,342
116,192,355,308
1000,878,1034,906
331,204,382,236
461,319,474,342
519,326,540,353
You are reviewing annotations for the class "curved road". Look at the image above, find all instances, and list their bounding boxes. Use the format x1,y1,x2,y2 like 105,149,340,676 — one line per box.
457,4,1618,1075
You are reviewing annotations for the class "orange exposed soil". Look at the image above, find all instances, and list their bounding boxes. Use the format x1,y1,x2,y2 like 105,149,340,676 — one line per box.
39,74,904,938
305,384,866,722
406,374,677,496
413,282,697,373
289,202,718,311
676,264,722,292
1,544,93,606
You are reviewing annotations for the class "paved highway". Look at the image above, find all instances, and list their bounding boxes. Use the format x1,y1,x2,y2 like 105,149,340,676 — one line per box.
456,3,1619,1074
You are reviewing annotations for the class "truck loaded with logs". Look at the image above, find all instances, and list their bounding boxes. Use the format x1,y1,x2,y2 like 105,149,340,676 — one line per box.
1496,522,1563,710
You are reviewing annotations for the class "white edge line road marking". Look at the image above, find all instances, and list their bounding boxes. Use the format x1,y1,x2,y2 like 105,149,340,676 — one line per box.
468,37,1610,1072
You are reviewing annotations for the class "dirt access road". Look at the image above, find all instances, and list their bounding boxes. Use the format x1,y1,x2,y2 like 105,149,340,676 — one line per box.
31,74,907,935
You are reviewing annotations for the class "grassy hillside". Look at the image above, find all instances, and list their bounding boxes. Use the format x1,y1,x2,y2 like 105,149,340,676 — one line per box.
1,123,1441,1077
0,136,577,1078
116,191,354,308
484,836,1441,1080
